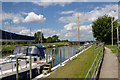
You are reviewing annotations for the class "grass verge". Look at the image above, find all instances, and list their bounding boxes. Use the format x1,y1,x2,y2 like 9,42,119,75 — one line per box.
45,45,101,78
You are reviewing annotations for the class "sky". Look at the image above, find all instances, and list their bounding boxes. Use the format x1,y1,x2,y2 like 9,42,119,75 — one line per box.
1,1,118,41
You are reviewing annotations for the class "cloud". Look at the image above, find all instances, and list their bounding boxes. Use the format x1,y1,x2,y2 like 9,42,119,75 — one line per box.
64,23,77,30
59,10,74,14
3,21,93,41
2,11,46,24
19,29,31,35
2,11,24,23
35,23,93,41
33,0,75,8
1,0,118,2
3,21,28,33
59,4,118,24
24,12,46,23
20,12,28,15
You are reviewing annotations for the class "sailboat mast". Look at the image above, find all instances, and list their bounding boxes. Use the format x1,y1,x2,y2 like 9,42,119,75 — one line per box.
78,12,80,45
41,26,42,45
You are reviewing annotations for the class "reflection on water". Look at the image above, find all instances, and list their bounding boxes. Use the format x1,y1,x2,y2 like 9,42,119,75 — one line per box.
45,45,80,67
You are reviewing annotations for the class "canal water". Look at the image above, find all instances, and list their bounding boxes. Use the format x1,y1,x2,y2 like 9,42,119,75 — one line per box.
45,45,80,67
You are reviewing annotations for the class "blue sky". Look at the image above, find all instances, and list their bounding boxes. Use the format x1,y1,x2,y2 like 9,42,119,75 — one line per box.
1,2,118,41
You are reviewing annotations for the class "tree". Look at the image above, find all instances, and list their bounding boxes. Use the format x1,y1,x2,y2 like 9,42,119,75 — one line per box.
34,31,45,43
92,15,117,44
46,37,53,43
52,35,59,42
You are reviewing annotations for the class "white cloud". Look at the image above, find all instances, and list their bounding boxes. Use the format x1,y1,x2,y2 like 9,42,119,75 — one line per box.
1,0,118,2
20,12,28,15
2,11,24,23
24,12,46,23
59,4,118,24
33,0,75,7
19,29,31,35
59,10,74,14
2,11,46,24
3,21,93,41
64,23,77,30
3,21,28,33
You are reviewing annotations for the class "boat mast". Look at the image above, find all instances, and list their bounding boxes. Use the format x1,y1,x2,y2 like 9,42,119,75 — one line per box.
77,12,80,45
41,26,42,45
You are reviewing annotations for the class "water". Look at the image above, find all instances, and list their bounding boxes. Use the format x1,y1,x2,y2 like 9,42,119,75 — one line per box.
45,45,80,67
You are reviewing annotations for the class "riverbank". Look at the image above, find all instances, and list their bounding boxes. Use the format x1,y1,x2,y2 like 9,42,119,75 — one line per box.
42,45,101,78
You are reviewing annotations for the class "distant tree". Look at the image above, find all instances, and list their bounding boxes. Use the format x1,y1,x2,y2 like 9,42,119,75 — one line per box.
46,37,53,43
92,15,118,44
34,32,45,43
52,35,59,42
61,40,69,42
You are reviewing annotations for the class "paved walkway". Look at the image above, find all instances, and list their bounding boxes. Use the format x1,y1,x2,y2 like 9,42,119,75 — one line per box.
99,47,118,78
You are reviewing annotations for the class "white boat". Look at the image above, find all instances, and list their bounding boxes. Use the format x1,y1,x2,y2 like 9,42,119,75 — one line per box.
0,45,53,79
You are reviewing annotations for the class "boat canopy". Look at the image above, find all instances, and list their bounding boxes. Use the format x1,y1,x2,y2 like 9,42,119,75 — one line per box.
13,45,46,58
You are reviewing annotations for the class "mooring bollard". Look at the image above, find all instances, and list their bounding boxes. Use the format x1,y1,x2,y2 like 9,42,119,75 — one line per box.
16,58,19,80
29,56,32,80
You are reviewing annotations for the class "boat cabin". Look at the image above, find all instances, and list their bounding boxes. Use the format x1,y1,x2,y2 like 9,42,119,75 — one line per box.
13,45,46,58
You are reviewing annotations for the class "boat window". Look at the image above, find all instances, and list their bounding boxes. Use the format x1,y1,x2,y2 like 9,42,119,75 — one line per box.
20,46,28,54
13,46,21,54
28,46,39,54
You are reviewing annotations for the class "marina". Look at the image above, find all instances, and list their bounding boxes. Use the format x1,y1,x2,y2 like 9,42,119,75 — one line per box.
0,1,119,80
0,42,91,79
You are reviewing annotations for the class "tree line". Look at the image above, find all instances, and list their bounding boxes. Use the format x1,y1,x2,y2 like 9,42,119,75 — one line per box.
34,32,68,43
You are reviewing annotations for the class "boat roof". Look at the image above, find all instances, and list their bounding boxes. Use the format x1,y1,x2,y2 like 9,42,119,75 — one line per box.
16,45,46,49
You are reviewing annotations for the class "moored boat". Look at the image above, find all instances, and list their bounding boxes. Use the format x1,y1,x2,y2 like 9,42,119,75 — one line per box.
0,45,53,79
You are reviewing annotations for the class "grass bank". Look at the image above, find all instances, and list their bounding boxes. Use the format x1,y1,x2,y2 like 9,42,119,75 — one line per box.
46,45,101,78
105,45,117,53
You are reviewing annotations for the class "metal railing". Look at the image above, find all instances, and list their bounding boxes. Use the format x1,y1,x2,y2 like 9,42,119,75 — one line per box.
84,43,104,80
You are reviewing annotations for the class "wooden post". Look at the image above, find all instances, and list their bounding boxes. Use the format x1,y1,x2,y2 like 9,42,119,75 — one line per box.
46,53,48,63
16,58,19,80
60,49,62,65
52,50,54,68
63,48,65,61
29,56,32,80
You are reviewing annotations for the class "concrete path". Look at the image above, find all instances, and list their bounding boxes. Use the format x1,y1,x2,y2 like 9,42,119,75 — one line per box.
99,47,118,78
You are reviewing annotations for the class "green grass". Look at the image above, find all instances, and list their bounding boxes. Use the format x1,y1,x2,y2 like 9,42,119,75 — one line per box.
46,45,101,78
105,45,117,53
2,45,16,51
